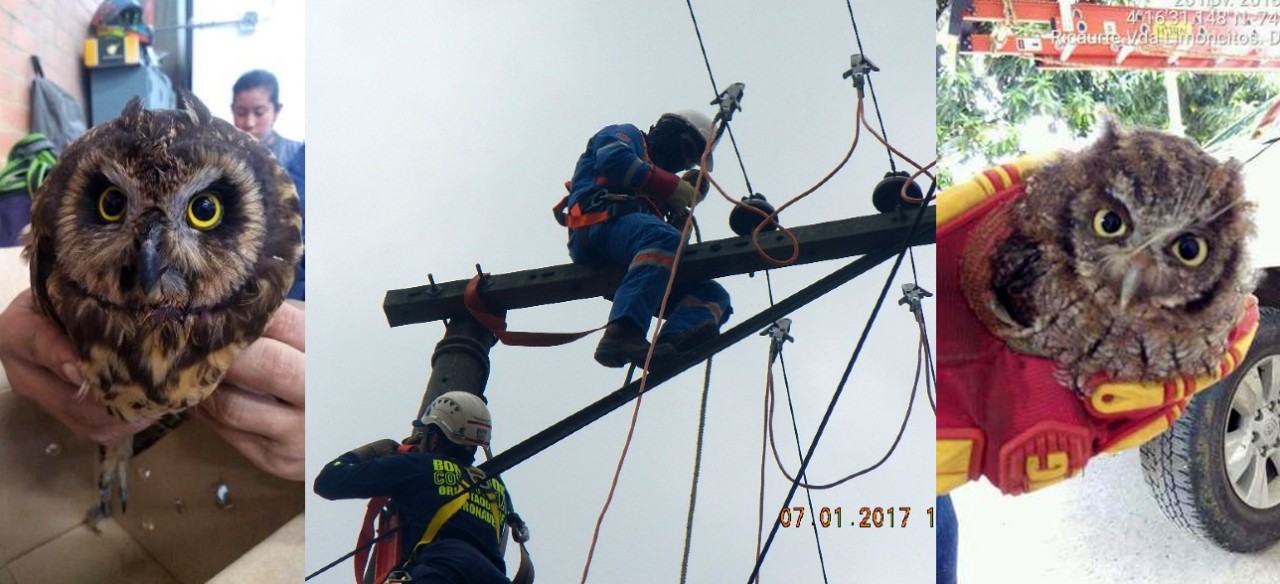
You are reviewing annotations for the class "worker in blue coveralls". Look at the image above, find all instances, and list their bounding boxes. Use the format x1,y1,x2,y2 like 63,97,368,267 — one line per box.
562,110,733,368
314,392,517,584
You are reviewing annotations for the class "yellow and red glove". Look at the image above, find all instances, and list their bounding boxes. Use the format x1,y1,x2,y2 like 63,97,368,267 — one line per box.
935,156,1261,496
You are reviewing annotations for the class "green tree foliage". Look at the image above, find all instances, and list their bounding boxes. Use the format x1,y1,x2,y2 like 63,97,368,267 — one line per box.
939,55,1275,165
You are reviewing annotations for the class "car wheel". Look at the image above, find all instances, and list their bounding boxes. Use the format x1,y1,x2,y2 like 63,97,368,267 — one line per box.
1140,306,1280,552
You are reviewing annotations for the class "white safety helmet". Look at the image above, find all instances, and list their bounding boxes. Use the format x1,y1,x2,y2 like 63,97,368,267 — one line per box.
655,109,716,171
415,391,492,448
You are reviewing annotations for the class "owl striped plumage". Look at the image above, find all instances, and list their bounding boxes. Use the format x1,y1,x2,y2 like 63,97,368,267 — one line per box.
963,122,1255,394
23,91,302,523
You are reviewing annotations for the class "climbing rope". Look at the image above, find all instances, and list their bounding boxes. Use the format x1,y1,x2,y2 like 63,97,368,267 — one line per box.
678,200,719,584
756,356,770,580
580,365,640,583
678,357,716,584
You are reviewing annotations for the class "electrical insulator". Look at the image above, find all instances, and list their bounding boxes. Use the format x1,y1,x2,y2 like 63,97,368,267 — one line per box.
729,193,779,236
872,171,924,214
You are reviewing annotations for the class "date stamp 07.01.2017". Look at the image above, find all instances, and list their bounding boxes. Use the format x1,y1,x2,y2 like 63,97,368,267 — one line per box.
777,506,936,529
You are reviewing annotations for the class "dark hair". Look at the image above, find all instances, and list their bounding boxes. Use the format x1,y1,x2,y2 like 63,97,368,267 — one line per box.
232,70,281,108
425,424,478,465
648,116,704,173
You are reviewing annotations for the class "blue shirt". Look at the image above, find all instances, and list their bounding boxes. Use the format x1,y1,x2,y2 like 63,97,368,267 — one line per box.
284,144,304,301
314,449,512,576
568,123,671,212
261,130,303,169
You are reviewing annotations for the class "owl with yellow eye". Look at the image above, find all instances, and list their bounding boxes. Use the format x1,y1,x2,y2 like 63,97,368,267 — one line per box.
23,91,302,524
964,122,1255,394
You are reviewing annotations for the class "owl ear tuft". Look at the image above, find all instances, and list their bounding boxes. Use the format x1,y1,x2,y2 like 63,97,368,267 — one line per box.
119,97,146,126
1096,114,1125,148
174,89,213,126
1211,157,1246,200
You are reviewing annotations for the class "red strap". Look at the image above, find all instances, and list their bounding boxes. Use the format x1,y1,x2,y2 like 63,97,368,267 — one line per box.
565,203,609,229
554,196,611,229
513,541,535,584
464,273,602,346
355,497,402,584
553,196,570,227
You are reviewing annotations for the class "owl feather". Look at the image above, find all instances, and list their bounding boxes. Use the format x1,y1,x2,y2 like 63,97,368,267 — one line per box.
23,91,302,525
964,122,1255,394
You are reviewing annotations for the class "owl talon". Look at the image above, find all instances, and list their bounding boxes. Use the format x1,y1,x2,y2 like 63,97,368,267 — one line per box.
117,456,129,515
85,504,108,533
95,440,133,524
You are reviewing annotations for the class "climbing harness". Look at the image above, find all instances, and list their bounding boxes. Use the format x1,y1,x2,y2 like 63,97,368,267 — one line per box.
553,190,666,230
352,447,535,584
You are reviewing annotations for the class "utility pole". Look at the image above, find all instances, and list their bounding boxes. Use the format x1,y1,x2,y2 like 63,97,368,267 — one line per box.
387,206,936,464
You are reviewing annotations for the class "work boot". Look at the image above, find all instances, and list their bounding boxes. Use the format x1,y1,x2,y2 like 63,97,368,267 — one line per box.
595,322,677,369
656,320,719,355
595,322,649,368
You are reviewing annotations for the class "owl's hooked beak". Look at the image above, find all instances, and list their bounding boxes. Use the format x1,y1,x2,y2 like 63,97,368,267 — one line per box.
138,221,167,294
1119,266,1141,313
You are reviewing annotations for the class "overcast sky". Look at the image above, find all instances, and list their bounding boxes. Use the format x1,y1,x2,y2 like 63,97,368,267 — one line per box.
304,2,937,582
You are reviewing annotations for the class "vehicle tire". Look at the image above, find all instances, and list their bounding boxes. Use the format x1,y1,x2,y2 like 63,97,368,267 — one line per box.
1140,306,1280,552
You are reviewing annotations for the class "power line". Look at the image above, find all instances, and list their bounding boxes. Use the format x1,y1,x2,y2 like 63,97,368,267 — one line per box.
844,0,896,173
776,350,831,582
684,0,755,195
746,186,935,583
766,320,929,491
683,2,830,575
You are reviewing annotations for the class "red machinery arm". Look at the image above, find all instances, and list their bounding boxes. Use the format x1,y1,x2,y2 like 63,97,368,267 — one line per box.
956,0,1280,70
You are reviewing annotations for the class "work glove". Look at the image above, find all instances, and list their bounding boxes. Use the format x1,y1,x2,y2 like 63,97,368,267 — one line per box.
681,170,710,204
668,207,691,231
508,512,531,543
668,178,697,208
350,438,401,462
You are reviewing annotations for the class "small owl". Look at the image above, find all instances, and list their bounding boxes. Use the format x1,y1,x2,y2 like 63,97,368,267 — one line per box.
23,91,302,524
963,122,1255,394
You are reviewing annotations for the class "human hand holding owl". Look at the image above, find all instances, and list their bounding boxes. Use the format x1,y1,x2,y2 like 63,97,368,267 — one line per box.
0,289,149,443
0,290,306,479
199,300,305,480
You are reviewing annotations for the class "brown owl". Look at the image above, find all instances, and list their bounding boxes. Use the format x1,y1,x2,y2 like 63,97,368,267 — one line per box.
962,122,1255,394
23,91,302,524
